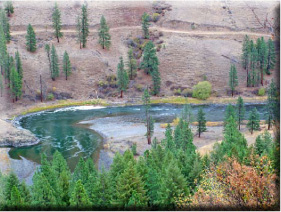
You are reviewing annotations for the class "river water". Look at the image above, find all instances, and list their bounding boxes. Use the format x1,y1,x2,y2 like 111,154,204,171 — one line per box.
4,103,266,183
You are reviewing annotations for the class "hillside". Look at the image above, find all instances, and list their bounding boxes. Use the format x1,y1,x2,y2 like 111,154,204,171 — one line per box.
0,0,279,116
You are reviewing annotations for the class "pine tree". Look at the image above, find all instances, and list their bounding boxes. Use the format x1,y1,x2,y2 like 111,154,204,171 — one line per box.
181,102,193,123
4,1,14,17
25,24,36,52
117,56,128,98
162,123,174,151
152,67,161,95
224,104,236,128
58,170,70,207
70,180,89,208
51,151,69,178
52,3,63,43
229,64,238,96
76,15,82,49
15,51,23,80
242,35,251,86
142,88,154,145
0,71,3,97
10,186,22,208
45,44,51,74
9,66,21,102
141,12,150,39
0,24,7,77
247,107,260,134
50,44,59,81
63,51,71,80
127,48,137,80
4,172,20,202
114,161,147,209
0,9,10,42
236,96,245,130
72,157,87,185
98,15,111,49
267,80,277,130
255,130,272,156
140,41,159,75
258,37,268,86
81,4,89,48
249,40,258,87
266,38,276,75
197,108,206,138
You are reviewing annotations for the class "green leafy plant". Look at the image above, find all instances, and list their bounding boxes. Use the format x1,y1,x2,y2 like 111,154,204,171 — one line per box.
192,81,212,100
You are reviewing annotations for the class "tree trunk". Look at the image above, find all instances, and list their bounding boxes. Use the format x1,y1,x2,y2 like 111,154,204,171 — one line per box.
268,117,271,130
66,74,67,80
232,90,234,97
147,136,151,145
52,77,55,81
246,67,249,87
198,130,201,138
57,36,60,43
120,90,123,98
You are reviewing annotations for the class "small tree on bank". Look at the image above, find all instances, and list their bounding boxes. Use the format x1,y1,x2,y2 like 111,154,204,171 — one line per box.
142,88,154,145
247,107,260,134
25,24,36,52
236,96,245,130
197,108,207,138
141,12,150,39
127,48,137,80
52,3,63,43
50,45,59,81
117,56,128,98
98,15,111,50
4,1,14,17
229,64,238,97
63,51,71,80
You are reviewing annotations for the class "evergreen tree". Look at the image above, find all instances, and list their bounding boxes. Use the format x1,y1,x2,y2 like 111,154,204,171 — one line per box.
141,12,150,39
80,4,89,48
10,186,22,208
51,151,69,178
236,96,245,130
224,104,236,128
249,40,258,87
162,123,175,151
242,35,251,86
63,51,71,80
181,101,193,123
0,24,7,77
266,38,276,75
4,172,20,202
229,64,238,97
44,44,51,74
15,51,23,80
98,15,111,49
4,1,14,17
9,66,21,102
117,56,128,98
247,107,260,134
25,24,36,52
255,130,273,156
50,44,59,81
0,9,10,42
58,170,70,207
267,80,277,130
0,71,3,97
197,108,206,138
114,161,147,209
76,15,82,49
126,47,137,80
152,67,161,95
70,180,89,208
258,37,268,86
140,41,159,75
142,88,154,144
52,3,63,43
72,157,88,185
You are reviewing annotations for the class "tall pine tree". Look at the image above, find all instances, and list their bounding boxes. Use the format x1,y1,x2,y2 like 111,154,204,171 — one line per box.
141,12,150,39
152,67,161,95
98,15,111,49
63,51,71,80
266,38,276,75
0,9,10,42
242,35,250,86
25,24,36,52
50,44,59,81
236,96,245,130
126,48,137,80
117,56,128,98
229,64,238,97
140,41,159,75
197,108,207,138
247,107,260,134
81,4,89,48
52,3,63,43
4,1,14,17
142,88,154,145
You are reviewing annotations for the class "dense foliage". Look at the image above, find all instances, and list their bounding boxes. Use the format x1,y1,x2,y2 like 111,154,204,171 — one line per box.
192,81,212,100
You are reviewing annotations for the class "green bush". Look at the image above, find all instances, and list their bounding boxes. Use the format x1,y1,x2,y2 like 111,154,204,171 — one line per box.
47,93,54,101
258,87,266,96
98,80,108,88
192,81,212,100
135,84,144,92
181,88,193,97
173,88,181,96
152,13,160,22
131,143,137,155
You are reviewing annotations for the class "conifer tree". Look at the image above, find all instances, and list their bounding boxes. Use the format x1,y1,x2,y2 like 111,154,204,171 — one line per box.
98,15,111,49
258,37,268,86
247,107,260,134
50,44,59,81
236,96,245,130
44,44,51,74
117,56,128,98
267,80,277,130
114,161,147,209
58,170,70,207
197,108,206,138
63,51,71,80
242,35,250,86
4,172,20,202
0,24,7,76
9,66,21,102
76,15,82,49
70,180,89,208
4,1,14,17
0,9,10,42
10,186,22,209
127,48,137,80
181,101,193,123
80,4,89,48
152,67,161,95
52,3,63,43
229,64,238,97
72,157,88,185
51,151,69,178
224,104,236,128
266,38,276,75
162,123,174,151
15,51,23,80
0,72,3,97
255,130,272,156
141,12,150,39
142,88,154,144
25,24,36,52
140,41,159,75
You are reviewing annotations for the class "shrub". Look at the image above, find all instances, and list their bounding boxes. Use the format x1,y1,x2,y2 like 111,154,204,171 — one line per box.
258,87,265,96
98,80,108,88
131,143,137,155
47,93,54,101
135,84,144,92
52,87,56,92
192,81,212,100
181,88,193,97
174,88,181,96
203,74,207,81
152,13,161,22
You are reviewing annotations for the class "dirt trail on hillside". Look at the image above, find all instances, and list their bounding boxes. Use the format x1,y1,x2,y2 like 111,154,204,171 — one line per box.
11,26,271,37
